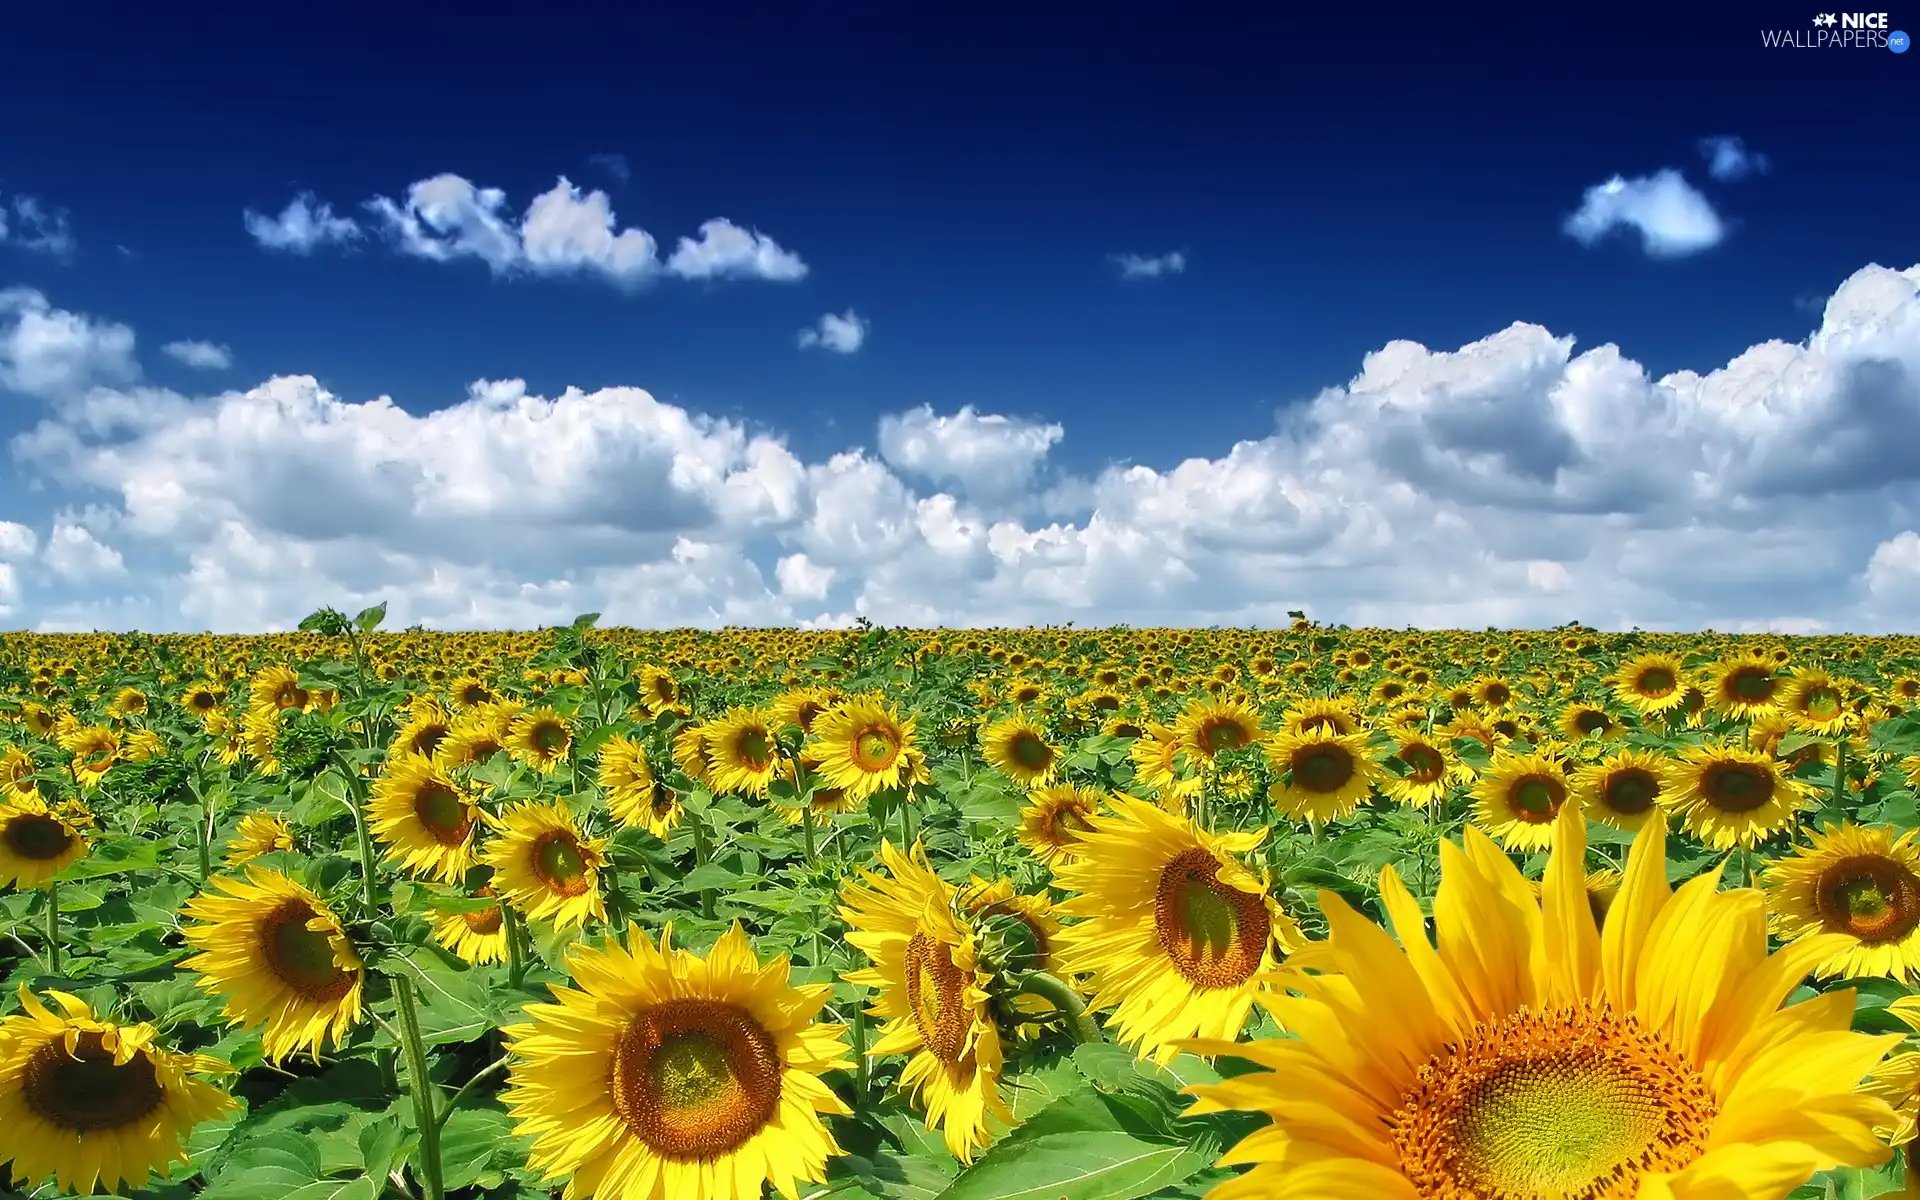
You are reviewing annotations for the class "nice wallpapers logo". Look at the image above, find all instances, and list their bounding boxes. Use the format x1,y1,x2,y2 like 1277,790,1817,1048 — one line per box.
1762,12,1911,49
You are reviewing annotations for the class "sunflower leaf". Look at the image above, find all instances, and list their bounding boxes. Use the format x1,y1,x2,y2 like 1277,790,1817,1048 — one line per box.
932,1130,1210,1200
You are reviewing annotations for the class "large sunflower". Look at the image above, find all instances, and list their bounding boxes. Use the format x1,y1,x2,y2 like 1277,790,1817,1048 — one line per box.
1380,732,1472,809
0,793,89,888
1610,651,1689,717
840,841,1009,1163
807,697,924,802
705,707,784,799
1571,747,1676,834
1052,795,1301,1064
1706,653,1783,718
1172,696,1265,765
482,801,609,931
367,757,480,883
57,723,118,788
179,868,365,1063
507,707,575,774
1472,748,1578,851
1264,728,1383,823
1763,822,1920,981
1017,783,1105,866
502,923,852,1200
980,712,1060,788
0,987,237,1194
1183,806,1901,1200
1671,741,1812,850
1780,668,1854,736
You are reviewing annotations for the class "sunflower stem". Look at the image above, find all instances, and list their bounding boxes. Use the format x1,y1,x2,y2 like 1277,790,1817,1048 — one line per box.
851,1003,869,1109
1016,971,1100,1044
801,802,817,864
335,752,382,911
42,880,60,975
691,817,717,920
434,1054,511,1132
195,779,214,882
392,972,446,1200
503,904,529,990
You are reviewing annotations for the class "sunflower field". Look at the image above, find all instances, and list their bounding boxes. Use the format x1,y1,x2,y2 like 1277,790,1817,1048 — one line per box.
5,606,1920,1200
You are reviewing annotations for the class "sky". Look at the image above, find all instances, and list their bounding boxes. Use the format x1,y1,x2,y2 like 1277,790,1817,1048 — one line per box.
0,2,1916,633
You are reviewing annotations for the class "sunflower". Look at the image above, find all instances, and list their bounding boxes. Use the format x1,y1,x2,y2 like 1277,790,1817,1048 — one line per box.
502,923,852,1200
16,702,55,738
0,987,238,1195
1671,740,1812,850
671,722,717,788
840,841,1009,1163
1183,804,1902,1200
1278,697,1364,737
507,707,574,774
483,801,608,931
706,707,784,799
808,697,924,802
223,811,296,866
431,885,511,965
446,674,497,709
1763,822,1920,981
1172,695,1265,764
433,710,510,772
1470,675,1518,711
1264,728,1383,823
1611,650,1689,717
1558,701,1623,742
390,704,454,763
636,665,685,717
367,757,480,883
0,793,90,888
1571,747,1676,833
958,876,1059,978
1052,795,1301,1064
179,868,365,1063
1017,784,1105,866
1380,732,1471,808
1471,748,1578,851
980,712,1060,787
57,723,118,788
247,664,308,714
1781,668,1854,735
770,686,839,735
1,745,37,800
1706,653,1782,718
1128,724,1203,805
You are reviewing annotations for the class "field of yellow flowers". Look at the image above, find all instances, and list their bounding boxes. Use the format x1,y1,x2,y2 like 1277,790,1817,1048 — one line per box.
5,605,1920,1200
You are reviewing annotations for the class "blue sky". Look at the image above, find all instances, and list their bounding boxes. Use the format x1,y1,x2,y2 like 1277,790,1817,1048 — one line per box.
1,3,1916,631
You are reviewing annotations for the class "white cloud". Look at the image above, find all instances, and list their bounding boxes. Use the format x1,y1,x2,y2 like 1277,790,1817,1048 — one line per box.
1112,250,1187,279
1698,136,1769,182
162,340,233,371
798,310,868,354
0,194,75,256
244,192,363,254
8,262,1920,633
261,174,805,288
0,522,36,560
1564,169,1726,258
0,288,140,400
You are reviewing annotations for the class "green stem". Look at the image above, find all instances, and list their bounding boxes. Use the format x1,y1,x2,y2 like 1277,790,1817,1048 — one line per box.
434,1054,511,1132
691,818,717,920
337,756,380,910
196,788,214,882
392,972,446,1200
851,1004,869,1110
503,904,529,990
1016,971,1100,1044
800,803,816,864
42,881,60,975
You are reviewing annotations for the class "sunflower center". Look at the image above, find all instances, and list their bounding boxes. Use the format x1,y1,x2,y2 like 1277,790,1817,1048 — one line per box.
1010,732,1053,770
410,724,450,759
261,899,357,1001
22,1031,166,1133
531,832,592,897
1817,856,1920,944
1391,1003,1715,1200
3,813,76,861
531,722,569,754
1701,763,1774,813
1292,746,1355,793
1802,687,1843,720
413,780,472,846
610,999,782,1161
1601,770,1659,816
1153,848,1270,990
1730,669,1773,701
1510,777,1564,821
1574,710,1611,735
736,729,774,769
903,932,972,1063
1483,684,1512,706
1048,802,1092,841
1402,745,1447,785
1634,669,1676,698
854,727,902,771
1199,718,1250,755
80,742,115,771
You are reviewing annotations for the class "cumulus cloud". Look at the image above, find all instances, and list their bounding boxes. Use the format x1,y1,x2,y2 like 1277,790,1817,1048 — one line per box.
1112,250,1187,279
255,174,805,288
161,340,233,371
798,310,868,354
7,263,1920,632
1564,169,1726,258
244,192,363,254
1697,136,1770,182
0,288,140,400
0,194,76,256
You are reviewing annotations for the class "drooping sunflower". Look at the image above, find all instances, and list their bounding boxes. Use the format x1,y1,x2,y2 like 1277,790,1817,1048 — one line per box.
1128,724,1203,806
431,885,511,965
636,665,685,717
706,707,784,799
1780,667,1854,735
179,868,365,1063
223,811,296,866
1671,740,1812,850
1471,748,1578,851
1183,804,1902,1200
0,987,238,1195
1571,747,1676,833
507,707,575,774
482,801,608,931
1,745,36,800
0,793,90,888
1610,650,1689,717
1017,783,1105,866
1764,822,1920,981
1264,728,1383,824
502,923,853,1200
980,712,1060,787
840,841,1009,1163
1052,795,1301,1064
1706,653,1783,718
1172,695,1265,765
1379,732,1472,808
807,697,924,802
770,686,839,735
671,722,717,788
367,757,480,883
57,723,118,788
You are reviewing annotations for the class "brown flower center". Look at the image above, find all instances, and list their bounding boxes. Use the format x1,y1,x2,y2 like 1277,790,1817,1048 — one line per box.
1153,848,1270,990
1816,856,1920,944
4,812,76,861
610,1000,782,1160
904,932,972,1063
22,1031,166,1132
260,899,357,1002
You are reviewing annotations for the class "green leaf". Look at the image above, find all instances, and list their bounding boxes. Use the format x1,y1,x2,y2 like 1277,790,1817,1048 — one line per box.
933,1131,1210,1200
199,1131,378,1200
439,1105,528,1192
678,863,746,893
50,836,159,882
392,949,499,1046
352,601,388,632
